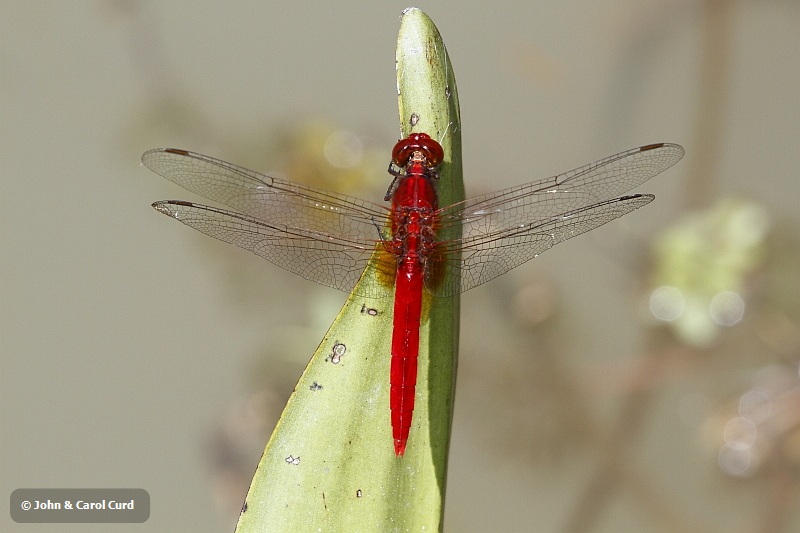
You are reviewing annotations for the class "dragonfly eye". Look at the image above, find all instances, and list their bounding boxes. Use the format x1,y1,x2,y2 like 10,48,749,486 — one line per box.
391,133,444,168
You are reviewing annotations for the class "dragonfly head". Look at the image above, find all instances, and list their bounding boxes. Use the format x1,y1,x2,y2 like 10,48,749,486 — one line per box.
391,133,444,170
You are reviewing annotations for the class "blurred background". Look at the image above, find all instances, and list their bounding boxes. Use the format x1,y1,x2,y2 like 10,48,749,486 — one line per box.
3,1,800,531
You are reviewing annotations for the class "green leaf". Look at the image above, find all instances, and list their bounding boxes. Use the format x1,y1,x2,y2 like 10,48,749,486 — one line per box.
234,8,462,532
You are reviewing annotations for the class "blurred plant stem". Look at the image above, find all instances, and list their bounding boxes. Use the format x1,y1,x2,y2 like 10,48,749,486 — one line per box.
685,0,735,209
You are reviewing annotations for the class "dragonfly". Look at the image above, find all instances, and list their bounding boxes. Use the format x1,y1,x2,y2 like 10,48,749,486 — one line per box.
142,133,684,456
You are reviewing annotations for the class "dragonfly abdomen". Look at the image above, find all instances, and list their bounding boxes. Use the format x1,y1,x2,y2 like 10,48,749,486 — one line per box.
390,257,425,456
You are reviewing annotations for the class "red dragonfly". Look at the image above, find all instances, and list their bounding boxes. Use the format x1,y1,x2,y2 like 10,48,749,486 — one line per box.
143,133,683,456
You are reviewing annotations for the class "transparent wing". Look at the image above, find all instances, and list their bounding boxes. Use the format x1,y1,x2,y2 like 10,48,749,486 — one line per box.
144,144,682,299
427,194,654,296
151,200,394,298
143,148,395,298
427,143,683,295
142,148,389,238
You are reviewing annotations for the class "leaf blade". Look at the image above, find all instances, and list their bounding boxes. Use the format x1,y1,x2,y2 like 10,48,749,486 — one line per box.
235,8,463,532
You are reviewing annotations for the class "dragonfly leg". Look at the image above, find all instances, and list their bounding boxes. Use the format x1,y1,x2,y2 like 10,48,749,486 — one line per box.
384,163,403,201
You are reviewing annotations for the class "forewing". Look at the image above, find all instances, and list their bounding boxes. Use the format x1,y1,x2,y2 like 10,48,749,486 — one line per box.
425,143,682,296
437,143,683,234
426,194,654,296
142,148,389,237
152,200,394,298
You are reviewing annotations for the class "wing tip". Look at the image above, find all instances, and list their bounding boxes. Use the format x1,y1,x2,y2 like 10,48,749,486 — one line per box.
163,148,190,156
152,200,195,217
619,193,654,201
141,147,191,165
639,143,665,152
152,199,194,207
640,142,685,158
